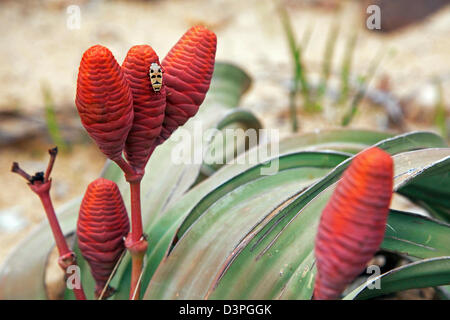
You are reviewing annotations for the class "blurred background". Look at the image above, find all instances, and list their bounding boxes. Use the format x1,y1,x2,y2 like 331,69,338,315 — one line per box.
0,0,449,278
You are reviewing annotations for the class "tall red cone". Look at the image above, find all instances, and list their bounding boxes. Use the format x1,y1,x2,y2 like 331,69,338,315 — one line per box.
122,45,166,171
75,45,134,161
314,147,394,300
158,25,217,144
77,178,130,299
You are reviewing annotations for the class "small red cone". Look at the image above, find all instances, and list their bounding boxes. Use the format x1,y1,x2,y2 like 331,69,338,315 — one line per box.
77,178,130,299
314,147,393,300
75,45,134,161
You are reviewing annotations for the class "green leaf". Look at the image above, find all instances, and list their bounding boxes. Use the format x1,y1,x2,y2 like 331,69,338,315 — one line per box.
0,198,80,299
140,129,404,298
144,151,350,299
433,78,448,140
317,22,339,101
176,152,349,243
140,133,445,299
207,147,449,300
205,62,251,109
396,154,450,223
200,109,263,177
344,257,450,300
339,32,358,106
382,210,450,259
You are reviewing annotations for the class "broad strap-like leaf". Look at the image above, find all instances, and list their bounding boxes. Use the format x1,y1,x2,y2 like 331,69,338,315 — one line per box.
396,154,450,223
205,148,448,300
344,256,450,300
144,151,351,299
140,130,398,299
143,145,448,299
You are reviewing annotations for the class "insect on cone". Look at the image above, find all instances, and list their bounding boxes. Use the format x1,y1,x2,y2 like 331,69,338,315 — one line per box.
75,45,134,162
158,25,217,144
314,147,394,300
122,45,166,171
77,178,130,299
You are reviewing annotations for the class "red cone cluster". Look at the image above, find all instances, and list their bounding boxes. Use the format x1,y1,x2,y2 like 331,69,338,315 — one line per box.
77,178,130,298
75,45,134,161
75,26,217,299
75,26,217,171
313,147,394,300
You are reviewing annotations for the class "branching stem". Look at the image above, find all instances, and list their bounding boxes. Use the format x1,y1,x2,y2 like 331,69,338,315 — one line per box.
11,147,86,300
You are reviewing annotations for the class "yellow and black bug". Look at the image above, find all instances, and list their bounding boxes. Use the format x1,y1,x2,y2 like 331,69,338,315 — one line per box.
149,62,163,92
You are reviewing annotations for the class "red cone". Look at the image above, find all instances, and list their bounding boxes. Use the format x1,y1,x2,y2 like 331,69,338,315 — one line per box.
75,45,134,161
158,25,217,144
77,178,130,298
121,45,166,171
314,147,393,300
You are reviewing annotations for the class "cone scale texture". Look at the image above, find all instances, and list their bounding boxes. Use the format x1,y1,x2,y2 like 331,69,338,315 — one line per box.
122,45,166,170
314,147,393,300
159,25,217,144
75,45,134,161
77,178,130,298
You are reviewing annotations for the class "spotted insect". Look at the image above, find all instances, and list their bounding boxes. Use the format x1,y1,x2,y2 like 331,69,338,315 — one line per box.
149,62,163,92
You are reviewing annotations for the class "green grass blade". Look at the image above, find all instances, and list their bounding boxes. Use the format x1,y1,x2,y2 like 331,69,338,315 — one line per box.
41,82,68,151
342,49,384,126
339,32,358,106
317,23,340,102
434,78,448,140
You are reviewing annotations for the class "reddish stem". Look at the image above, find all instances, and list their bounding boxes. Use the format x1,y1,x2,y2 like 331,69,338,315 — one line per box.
44,147,58,182
36,187,87,300
12,149,87,300
113,156,148,299
129,253,144,300
11,162,32,181
125,178,148,300
73,285,87,300
113,157,137,180
130,180,143,243
106,154,149,299
37,187,70,256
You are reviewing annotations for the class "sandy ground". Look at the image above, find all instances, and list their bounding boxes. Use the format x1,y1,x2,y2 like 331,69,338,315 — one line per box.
0,0,449,265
